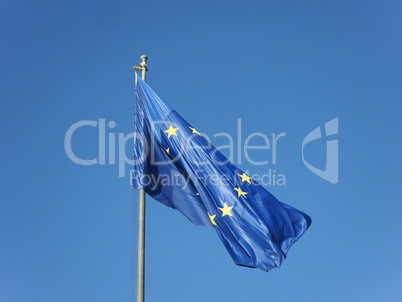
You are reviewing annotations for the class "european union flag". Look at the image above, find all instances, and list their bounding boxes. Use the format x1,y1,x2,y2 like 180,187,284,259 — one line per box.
132,75,312,271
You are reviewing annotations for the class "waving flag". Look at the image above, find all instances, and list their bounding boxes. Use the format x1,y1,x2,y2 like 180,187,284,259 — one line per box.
132,75,312,271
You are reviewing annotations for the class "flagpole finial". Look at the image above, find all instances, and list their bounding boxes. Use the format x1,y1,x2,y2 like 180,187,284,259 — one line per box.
140,55,148,63
133,55,148,82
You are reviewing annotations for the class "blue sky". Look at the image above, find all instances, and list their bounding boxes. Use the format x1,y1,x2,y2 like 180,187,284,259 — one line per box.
1,0,401,301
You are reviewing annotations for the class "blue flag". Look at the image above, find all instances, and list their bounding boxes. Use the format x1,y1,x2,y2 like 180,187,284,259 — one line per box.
132,75,311,271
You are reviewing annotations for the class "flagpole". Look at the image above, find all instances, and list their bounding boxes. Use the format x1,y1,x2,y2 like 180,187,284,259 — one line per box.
133,55,148,302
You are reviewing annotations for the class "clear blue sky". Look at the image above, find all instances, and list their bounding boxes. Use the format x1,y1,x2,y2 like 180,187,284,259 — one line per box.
1,0,401,301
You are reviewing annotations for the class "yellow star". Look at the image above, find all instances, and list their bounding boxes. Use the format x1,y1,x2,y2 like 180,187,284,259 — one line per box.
189,126,201,136
218,202,233,217
164,125,179,138
238,173,252,184
164,147,170,155
196,193,199,195
208,212,217,225
234,187,248,199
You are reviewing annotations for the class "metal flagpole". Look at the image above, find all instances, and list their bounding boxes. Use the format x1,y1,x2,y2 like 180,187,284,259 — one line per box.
133,55,148,302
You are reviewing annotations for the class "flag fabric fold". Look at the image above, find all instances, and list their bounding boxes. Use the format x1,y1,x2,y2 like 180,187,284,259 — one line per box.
132,75,312,271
